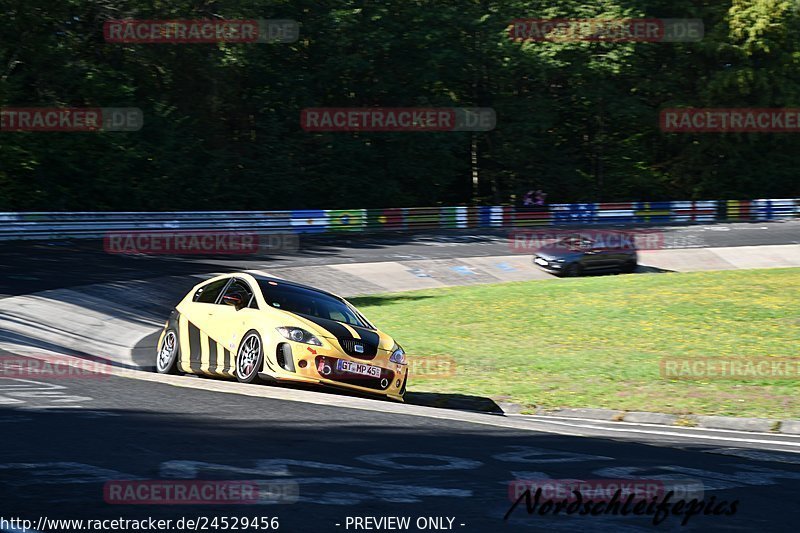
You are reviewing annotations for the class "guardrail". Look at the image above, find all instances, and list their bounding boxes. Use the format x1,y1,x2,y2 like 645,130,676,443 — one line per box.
722,199,798,221
0,199,797,241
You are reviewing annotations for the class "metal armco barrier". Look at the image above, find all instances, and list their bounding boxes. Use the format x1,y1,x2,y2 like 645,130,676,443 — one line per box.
724,199,798,221
0,199,797,241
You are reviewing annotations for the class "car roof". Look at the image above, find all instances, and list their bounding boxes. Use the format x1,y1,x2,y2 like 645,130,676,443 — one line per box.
199,272,346,301
240,272,344,301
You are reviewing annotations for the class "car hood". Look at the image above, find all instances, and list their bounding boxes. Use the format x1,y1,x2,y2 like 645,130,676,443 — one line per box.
273,308,395,351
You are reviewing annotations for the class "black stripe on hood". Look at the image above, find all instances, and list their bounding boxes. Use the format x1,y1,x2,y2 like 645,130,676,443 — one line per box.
350,325,381,348
293,313,356,340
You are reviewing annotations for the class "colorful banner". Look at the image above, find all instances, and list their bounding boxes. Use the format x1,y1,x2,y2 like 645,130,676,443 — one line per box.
634,201,672,223
326,209,366,231
404,207,440,229
290,210,328,233
366,208,405,230
550,203,597,224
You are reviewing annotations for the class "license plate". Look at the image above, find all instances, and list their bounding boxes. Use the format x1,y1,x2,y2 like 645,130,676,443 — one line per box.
337,360,382,378
534,257,548,266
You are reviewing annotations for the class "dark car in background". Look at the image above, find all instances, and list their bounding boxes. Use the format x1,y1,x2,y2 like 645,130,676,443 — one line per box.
533,236,638,277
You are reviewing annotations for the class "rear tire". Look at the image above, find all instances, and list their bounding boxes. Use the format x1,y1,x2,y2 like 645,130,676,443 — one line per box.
156,329,181,374
236,331,265,384
621,261,638,274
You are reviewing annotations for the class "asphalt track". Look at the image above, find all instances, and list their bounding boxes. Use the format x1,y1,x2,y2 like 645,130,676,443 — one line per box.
1,221,800,532
3,349,800,532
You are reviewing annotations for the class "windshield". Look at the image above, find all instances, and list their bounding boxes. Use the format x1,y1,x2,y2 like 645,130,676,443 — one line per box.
557,236,594,250
256,280,372,329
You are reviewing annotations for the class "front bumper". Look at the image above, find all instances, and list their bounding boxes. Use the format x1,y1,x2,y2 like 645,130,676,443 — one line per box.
267,340,408,400
533,255,564,273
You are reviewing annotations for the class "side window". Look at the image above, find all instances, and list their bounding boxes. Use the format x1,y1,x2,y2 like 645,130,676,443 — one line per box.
193,279,230,304
221,279,256,309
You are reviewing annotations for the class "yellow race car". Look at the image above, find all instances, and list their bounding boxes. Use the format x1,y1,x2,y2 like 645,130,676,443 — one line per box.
155,272,408,401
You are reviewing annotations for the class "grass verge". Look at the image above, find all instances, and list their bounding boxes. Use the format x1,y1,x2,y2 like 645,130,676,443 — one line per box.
351,268,800,418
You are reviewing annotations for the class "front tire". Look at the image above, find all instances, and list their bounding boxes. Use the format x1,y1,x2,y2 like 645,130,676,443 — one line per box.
236,331,265,384
156,329,181,374
563,263,582,277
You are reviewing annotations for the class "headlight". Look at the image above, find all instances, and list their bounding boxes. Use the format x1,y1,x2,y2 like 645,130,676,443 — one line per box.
553,258,565,263
389,344,407,365
276,327,322,346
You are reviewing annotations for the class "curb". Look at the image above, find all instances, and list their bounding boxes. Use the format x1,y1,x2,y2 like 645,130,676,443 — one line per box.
536,408,625,421
780,420,800,435
696,415,778,433
493,403,800,435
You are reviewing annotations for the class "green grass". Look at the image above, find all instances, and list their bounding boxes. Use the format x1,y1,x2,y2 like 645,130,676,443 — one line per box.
350,268,800,419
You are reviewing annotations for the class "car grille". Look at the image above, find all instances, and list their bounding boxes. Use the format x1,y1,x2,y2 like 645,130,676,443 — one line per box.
338,338,377,359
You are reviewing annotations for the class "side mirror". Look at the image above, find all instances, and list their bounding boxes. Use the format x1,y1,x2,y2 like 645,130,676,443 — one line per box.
222,294,244,309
